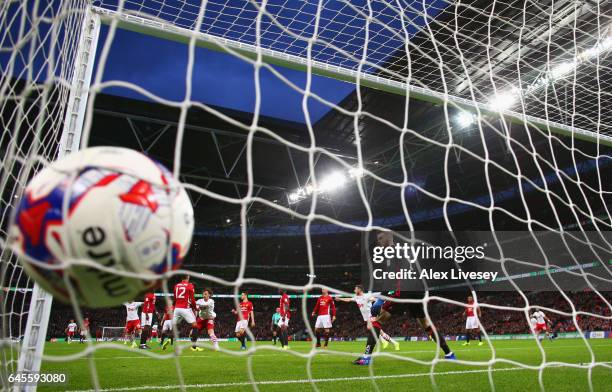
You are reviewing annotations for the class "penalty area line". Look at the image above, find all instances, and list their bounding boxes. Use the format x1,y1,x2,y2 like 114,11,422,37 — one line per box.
70,366,530,391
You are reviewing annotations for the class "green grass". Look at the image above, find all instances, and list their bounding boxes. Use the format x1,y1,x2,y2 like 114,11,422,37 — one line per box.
36,338,612,391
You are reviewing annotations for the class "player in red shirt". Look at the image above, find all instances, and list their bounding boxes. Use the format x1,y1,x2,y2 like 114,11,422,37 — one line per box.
231,292,254,350
159,305,174,350
278,289,290,350
311,288,336,348
139,292,156,349
170,275,203,352
463,295,482,346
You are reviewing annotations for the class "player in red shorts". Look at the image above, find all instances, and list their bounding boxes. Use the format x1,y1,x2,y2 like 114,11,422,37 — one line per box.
232,292,254,350
171,275,202,352
195,288,219,351
124,301,142,348
159,305,174,350
66,320,77,344
278,289,290,350
311,288,336,348
531,309,553,341
139,292,156,349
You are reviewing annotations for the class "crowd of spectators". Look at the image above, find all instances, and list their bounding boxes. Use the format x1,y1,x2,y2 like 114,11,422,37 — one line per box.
46,290,612,341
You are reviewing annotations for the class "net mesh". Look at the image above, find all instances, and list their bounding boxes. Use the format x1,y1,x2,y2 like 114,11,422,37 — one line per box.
101,327,127,342
2,0,612,390
0,0,88,382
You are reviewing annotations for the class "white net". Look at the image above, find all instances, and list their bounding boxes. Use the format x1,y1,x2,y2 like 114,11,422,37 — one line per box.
0,0,89,383
2,0,612,390
101,327,126,342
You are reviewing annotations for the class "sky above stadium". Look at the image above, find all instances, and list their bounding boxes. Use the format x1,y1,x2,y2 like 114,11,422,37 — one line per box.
96,26,355,124
96,0,447,124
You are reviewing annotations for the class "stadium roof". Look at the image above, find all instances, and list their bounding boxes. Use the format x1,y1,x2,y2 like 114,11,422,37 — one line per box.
82,0,612,237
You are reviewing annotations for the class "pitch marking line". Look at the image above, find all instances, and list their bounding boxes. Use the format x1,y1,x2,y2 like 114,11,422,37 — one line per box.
70,366,530,391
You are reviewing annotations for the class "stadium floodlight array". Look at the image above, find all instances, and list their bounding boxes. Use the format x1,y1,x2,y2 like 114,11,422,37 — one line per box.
288,166,365,204
1,0,611,391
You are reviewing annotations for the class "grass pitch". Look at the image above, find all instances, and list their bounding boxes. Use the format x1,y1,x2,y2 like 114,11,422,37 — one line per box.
36,338,612,391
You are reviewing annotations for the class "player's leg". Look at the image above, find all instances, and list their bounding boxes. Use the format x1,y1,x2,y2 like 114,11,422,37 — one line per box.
236,320,248,349
353,320,381,365
139,313,151,349
272,328,277,344
463,329,470,346
131,327,140,348
189,321,202,351
125,323,135,347
389,296,455,360
314,327,322,348
280,324,289,349
206,320,219,350
354,300,393,365
178,309,201,352
416,317,454,359
323,328,330,348
238,329,247,349
207,327,219,350
379,329,400,351
161,321,173,350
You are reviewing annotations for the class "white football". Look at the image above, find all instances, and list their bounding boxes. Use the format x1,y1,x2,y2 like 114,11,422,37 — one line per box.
9,146,194,307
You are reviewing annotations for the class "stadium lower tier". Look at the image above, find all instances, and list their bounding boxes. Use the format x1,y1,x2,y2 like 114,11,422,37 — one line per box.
40,290,611,341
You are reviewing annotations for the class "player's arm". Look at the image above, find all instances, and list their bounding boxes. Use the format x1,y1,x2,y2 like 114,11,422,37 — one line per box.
336,297,352,303
188,288,197,312
311,298,319,317
477,306,481,317
249,309,255,327
331,298,337,322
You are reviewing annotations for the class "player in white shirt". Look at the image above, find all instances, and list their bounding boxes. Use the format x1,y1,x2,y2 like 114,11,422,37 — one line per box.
531,309,552,341
124,301,143,348
65,320,77,344
195,288,219,351
336,284,400,351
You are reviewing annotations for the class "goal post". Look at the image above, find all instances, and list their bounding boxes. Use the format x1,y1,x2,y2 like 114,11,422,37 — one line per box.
90,5,612,147
9,5,100,390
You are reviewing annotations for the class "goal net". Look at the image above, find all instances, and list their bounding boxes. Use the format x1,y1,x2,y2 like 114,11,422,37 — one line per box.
1,0,92,384
101,327,126,342
2,0,612,390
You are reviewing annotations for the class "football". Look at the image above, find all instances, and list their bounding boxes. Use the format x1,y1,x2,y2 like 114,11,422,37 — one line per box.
9,146,194,307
